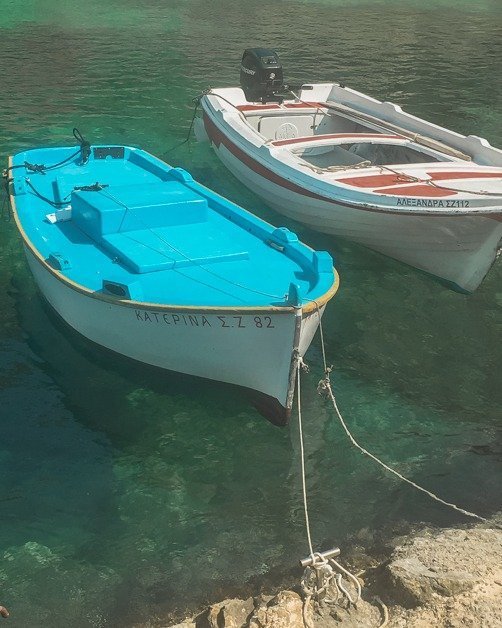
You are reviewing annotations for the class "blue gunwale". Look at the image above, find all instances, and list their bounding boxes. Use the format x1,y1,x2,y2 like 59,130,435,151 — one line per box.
8,146,339,313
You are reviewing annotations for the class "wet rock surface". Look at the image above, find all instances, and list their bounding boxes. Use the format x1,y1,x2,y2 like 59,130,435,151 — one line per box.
249,591,304,627
384,525,502,627
168,521,502,628
386,527,502,606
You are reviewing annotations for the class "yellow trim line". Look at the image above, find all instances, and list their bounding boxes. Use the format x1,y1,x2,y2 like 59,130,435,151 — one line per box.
8,156,339,315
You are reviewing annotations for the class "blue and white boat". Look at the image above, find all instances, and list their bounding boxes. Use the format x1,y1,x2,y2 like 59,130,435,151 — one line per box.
6,136,338,424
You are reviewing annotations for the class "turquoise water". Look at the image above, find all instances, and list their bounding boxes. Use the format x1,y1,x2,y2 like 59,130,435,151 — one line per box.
0,1,501,626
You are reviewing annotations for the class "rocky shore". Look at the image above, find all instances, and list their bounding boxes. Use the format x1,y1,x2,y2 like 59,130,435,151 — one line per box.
167,518,501,628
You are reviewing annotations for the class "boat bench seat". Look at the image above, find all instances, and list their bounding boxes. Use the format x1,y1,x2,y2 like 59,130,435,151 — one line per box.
71,181,208,240
70,182,249,273
101,227,249,274
299,145,368,168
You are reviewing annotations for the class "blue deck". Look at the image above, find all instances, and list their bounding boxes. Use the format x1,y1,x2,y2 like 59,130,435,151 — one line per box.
11,145,335,307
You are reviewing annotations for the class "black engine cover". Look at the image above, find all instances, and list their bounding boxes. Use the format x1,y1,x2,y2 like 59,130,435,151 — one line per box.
240,48,284,103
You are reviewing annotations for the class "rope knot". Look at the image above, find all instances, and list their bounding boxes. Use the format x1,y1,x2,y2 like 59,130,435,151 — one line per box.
317,366,333,396
25,162,47,174
297,356,310,373
301,555,361,616
74,182,109,192
301,557,334,601
192,88,212,104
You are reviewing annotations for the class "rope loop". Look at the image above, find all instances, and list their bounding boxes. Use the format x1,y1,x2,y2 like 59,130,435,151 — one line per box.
301,555,361,622
297,358,362,626
317,365,333,397
73,128,91,164
192,87,212,105
298,356,310,373
25,162,47,174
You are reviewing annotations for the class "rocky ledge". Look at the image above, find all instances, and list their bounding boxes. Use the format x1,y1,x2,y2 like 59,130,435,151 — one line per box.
169,520,502,628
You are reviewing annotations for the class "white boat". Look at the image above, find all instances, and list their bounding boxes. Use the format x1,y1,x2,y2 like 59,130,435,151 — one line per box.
196,49,502,292
6,137,338,425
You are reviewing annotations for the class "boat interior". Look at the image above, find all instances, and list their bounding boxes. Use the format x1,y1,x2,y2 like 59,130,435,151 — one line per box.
284,139,441,169
240,106,456,169
12,146,334,307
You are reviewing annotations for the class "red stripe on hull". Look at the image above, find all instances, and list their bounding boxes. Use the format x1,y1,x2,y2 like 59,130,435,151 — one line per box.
427,171,502,181
236,102,322,112
203,112,332,204
340,170,502,191
338,173,419,188
373,184,455,197
202,111,502,220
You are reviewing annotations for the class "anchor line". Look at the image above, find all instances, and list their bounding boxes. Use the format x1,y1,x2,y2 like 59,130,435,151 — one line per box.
5,129,90,180
296,358,314,560
1,172,13,220
313,306,487,523
296,305,489,624
163,89,212,155
296,355,362,622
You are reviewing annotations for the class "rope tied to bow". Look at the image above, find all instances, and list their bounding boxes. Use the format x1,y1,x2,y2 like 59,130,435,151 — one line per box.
296,355,361,627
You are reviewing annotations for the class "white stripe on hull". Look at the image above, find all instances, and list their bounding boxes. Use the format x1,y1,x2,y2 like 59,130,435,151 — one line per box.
214,143,502,291
25,248,317,410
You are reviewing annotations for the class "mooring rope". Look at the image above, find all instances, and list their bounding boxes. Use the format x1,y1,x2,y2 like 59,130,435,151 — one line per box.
299,159,372,175
374,596,389,628
296,306,489,625
313,307,487,523
296,356,362,627
296,358,315,560
163,90,211,155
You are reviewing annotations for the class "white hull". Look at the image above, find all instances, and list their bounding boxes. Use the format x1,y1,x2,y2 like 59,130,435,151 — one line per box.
200,85,502,291
215,142,502,292
25,247,323,422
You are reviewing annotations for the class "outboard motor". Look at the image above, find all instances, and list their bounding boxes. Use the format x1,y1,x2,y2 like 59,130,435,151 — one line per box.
240,48,284,103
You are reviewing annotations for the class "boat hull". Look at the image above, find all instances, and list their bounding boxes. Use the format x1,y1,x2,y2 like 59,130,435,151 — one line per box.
25,247,322,425
207,128,501,292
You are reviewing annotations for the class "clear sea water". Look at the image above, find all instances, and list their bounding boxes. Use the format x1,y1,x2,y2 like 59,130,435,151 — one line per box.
0,1,501,626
